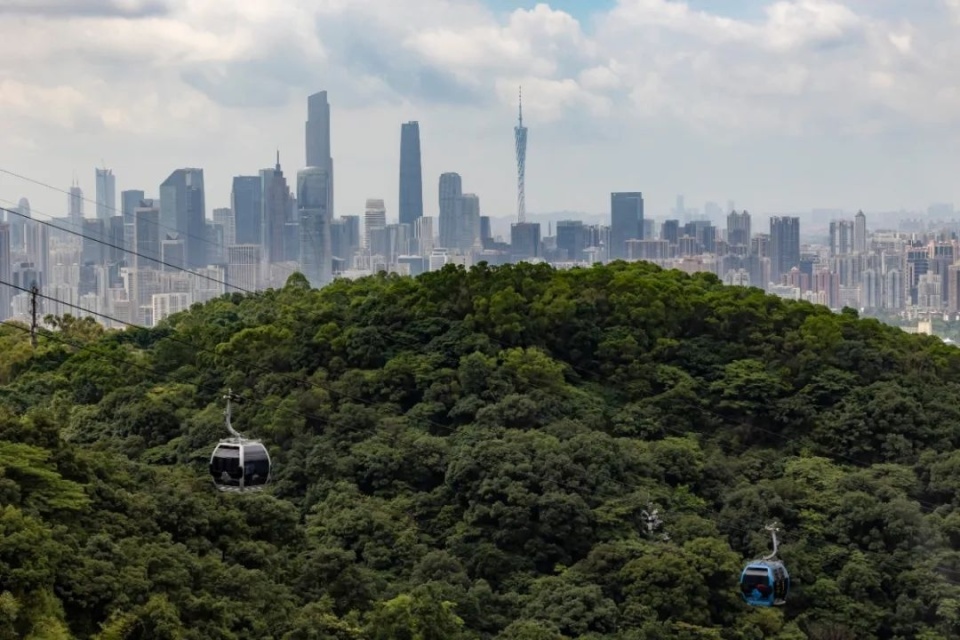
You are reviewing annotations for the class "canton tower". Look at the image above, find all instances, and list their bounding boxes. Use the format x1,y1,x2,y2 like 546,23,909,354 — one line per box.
514,86,528,223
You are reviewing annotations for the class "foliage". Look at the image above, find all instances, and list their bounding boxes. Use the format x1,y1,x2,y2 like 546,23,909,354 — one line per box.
1,260,959,639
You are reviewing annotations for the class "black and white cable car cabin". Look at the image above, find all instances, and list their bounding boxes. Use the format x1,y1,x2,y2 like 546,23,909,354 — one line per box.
209,391,271,492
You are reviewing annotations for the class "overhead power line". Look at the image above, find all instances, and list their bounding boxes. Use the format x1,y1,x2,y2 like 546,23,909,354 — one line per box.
0,203,254,296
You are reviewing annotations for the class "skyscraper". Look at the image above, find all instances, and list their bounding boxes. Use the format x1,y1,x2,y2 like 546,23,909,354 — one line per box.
438,172,462,250
260,153,290,265
95,168,116,220
770,216,801,285
610,192,644,260
0,223,10,321
457,194,481,252
231,176,262,246
399,121,423,226
297,167,332,288
68,181,83,228
306,91,334,216
364,199,387,252
159,168,206,269
133,206,161,271
726,210,751,248
854,210,867,254
515,87,528,223
121,190,145,224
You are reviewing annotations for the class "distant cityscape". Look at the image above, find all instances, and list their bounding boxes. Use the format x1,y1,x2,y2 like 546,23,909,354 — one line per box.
0,89,959,335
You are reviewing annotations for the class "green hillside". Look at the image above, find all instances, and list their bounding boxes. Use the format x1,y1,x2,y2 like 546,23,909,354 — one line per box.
2,260,960,639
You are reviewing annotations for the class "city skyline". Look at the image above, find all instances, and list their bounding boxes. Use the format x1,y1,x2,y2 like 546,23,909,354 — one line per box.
2,1,960,222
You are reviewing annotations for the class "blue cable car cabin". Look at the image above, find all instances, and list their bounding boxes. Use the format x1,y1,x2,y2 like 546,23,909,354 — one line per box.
740,560,789,607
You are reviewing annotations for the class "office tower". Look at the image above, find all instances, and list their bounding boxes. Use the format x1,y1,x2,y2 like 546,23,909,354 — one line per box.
364,199,387,252
557,220,588,261
284,193,300,263
121,190,145,225
610,192,644,260
340,215,361,260
231,176,262,246
306,91,334,216
457,194,481,252
81,219,106,265
106,216,124,265
0,223,9,320
161,239,185,272
95,168,116,220
726,210,751,248
399,121,423,226
133,206,161,271
769,216,801,285
438,172,462,249
415,216,434,256
854,210,867,254
515,87,528,222
213,208,235,248
480,216,492,244
227,245,261,293
297,167,332,288
511,222,541,260
661,219,680,246
68,182,83,227
159,168,206,269
260,154,291,265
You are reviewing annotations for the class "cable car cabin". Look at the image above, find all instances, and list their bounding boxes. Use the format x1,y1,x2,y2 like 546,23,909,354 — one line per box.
209,441,271,492
740,561,789,607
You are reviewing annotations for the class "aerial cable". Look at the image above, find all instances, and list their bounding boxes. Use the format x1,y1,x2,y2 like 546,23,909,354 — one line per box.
0,202,253,296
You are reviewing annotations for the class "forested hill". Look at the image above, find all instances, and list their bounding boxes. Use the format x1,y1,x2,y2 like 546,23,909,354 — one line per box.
3,261,960,640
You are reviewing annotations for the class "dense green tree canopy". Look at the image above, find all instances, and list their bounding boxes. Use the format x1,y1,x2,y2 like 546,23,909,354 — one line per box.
1,260,960,639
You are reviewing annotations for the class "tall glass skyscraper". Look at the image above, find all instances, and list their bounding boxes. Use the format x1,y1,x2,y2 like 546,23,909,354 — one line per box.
95,168,116,220
305,91,334,217
298,167,332,288
609,192,644,261
159,168,206,269
399,121,423,226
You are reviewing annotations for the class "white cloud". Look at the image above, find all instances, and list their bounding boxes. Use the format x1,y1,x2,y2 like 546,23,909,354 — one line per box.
0,0,959,220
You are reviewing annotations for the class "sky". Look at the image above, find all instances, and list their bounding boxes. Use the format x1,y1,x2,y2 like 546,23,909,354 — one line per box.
1,0,960,224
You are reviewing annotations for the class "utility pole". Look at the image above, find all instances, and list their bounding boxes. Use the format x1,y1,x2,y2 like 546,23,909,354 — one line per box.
29,282,39,348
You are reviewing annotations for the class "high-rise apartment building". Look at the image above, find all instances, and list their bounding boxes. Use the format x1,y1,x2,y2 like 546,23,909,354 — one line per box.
610,192,644,261
95,168,116,220
829,220,854,256
770,216,801,285
399,121,423,226
854,210,867,254
297,167,332,288
159,168,206,269
726,210,751,248
306,91,334,216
